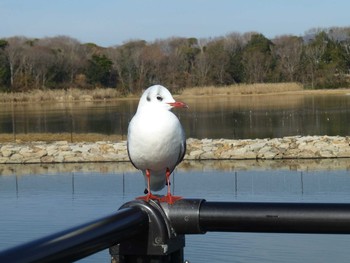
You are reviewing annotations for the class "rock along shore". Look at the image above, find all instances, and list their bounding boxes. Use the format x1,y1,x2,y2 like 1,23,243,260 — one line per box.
0,135,349,164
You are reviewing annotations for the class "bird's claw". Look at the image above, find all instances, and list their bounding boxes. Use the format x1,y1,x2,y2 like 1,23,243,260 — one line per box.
136,193,160,202
136,193,182,204
160,194,182,205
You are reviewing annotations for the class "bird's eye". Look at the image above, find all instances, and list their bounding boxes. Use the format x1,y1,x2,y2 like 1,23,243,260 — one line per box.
156,95,163,101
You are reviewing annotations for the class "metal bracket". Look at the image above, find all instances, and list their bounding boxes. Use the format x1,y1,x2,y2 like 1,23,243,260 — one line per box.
113,199,185,257
160,199,205,234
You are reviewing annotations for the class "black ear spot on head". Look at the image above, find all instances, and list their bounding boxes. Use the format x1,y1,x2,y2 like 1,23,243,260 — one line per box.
146,96,151,102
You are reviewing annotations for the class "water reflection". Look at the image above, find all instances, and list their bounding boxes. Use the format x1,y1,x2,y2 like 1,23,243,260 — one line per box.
1,94,350,139
181,94,350,138
1,158,349,177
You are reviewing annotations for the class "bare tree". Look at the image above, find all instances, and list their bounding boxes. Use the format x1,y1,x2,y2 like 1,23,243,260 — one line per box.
242,50,272,83
30,44,56,88
155,37,189,90
139,43,166,86
4,37,27,90
40,36,88,86
190,38,210,86
106,40,147,93
273,35,303,81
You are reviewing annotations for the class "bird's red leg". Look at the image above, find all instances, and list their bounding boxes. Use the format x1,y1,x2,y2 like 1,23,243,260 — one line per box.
166,168,172,196
161,168,182,204
136,169,159,202
146,169,152,195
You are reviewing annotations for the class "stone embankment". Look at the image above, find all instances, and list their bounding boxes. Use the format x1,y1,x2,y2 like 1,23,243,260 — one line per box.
0,135,349,164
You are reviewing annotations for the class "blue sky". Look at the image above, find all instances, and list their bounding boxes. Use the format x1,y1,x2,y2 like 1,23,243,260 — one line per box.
1,0,349,47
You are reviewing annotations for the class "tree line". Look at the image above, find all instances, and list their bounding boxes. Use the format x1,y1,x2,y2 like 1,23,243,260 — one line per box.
0,27,349,94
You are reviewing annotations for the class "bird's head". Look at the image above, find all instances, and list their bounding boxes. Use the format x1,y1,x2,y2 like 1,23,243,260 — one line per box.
138,85,188,111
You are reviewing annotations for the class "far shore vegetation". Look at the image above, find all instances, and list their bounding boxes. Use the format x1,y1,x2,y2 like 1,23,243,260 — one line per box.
1,26,350,100
1,82,350,104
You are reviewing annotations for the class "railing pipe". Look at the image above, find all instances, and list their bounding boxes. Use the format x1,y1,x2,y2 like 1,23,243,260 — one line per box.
160,200,350,234
0,208,147,263
200,201,350,234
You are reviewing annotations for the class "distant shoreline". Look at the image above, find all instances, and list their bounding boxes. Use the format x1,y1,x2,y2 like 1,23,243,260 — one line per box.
1,83,350,104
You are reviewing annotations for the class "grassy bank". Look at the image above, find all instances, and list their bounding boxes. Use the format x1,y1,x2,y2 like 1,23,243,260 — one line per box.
2,83,350,104
0,88,126,104
179,83,304,96
0,83,309,103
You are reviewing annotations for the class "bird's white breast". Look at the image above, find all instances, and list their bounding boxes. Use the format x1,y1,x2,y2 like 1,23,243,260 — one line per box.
128,108,184,172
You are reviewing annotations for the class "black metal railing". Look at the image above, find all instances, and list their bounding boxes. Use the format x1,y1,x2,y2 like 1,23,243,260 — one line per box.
199,201,350,233
2,199,350,263
0,208,148,263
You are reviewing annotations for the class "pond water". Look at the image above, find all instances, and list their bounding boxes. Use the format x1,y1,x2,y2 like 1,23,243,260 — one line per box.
1,160,350,263
1,93,350,139
1,93,350,262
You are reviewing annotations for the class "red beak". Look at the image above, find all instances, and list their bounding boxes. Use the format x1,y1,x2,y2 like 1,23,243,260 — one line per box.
168,101,189,108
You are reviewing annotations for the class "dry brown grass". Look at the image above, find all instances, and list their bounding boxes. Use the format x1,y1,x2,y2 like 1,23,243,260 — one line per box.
0,88,123,103
1,133,124,143
2,83,350,105
0,84,303,104
179,83,304,97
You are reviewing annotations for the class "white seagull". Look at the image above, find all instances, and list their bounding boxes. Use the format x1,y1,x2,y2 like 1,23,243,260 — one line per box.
127,85,188,204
